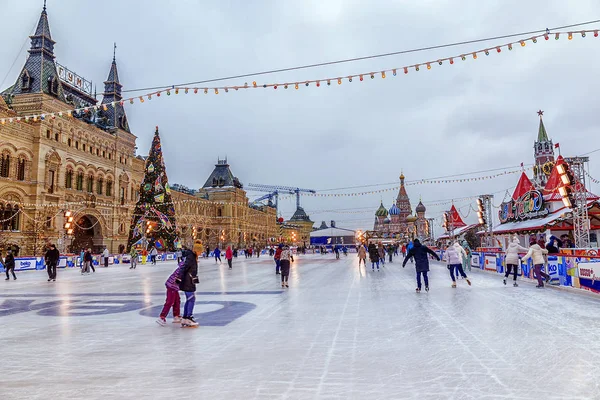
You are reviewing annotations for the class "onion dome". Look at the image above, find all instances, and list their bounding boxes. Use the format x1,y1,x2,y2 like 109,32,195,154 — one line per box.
375,202,388,217
389,203,400,215
415,201,426,213
406,214,418,223
384,217,391,224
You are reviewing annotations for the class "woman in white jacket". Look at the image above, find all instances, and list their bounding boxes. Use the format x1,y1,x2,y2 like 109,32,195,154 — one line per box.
442,242,471,288
504,236,528,287
521,239,550,288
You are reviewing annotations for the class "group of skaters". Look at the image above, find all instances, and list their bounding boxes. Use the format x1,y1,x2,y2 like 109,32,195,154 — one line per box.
504,234,563,288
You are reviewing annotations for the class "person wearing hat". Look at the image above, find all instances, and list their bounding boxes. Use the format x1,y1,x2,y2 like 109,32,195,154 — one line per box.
4,249,16,280
402,238,440,292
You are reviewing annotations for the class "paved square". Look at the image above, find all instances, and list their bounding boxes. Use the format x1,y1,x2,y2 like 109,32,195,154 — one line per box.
2,254,599,399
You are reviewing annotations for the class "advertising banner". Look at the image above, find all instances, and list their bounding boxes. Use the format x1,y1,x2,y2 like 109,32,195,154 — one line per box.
471,253,480,268
15,258,37,271
484,255,497,271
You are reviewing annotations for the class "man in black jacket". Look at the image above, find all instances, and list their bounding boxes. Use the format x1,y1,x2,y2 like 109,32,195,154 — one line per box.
45,244,60,282
402,239,440,292
4,249,16,280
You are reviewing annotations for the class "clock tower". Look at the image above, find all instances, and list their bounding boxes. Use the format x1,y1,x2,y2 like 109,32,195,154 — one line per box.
533,110,555,188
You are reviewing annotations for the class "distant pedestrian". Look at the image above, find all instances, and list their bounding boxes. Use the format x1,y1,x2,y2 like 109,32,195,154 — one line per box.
368,243,380,271
357,245,367,266
387,244,394,263
274,244,282,275
150,247,158,265
3,249,16,280
102,247,109,268
378,243,385,266
214,246,222,263
402,239,440,292
45,244,60,282
334,245,340,259
226,245,233,269
130,247,138,270
82,248,95,274
280,245,293,288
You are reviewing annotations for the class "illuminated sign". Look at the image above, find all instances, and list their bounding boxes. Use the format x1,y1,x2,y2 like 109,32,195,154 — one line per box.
498,190,548,223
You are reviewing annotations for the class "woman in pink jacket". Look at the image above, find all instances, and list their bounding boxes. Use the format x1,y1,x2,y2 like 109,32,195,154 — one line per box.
225,246,233,269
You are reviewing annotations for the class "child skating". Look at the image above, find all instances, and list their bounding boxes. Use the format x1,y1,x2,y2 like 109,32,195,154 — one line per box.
156,262,183,326
443,242,471,288
402,239,440,292
177,246,200,327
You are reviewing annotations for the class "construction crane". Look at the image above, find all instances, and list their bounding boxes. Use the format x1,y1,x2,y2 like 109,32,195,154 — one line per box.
249,190,293,213
247,184,316,212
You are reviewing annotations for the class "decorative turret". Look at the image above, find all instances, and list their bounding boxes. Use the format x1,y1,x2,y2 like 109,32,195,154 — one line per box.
396,172,412,226
415,200,426,214
2,3,65,102
100,46,130,132
375,202,388,217
533,110,555,188
389,203,400,216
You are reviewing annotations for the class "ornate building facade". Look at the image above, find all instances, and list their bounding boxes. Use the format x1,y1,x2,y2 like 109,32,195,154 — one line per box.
0,5,144,255
172,159,278,250
372,173,430,240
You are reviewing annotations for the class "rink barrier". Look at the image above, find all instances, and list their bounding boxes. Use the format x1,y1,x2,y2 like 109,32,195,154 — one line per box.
436,250,600,294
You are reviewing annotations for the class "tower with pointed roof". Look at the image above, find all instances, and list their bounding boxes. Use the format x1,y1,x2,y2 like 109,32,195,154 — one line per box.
2,4,66,106
396,173,412,232
374,201,388,231
533,110,555,188
100,46,130,132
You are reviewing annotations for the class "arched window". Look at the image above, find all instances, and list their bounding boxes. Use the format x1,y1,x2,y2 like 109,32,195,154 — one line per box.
55,132,59,142
0,154,10,178
1,204,20,231
75,141,79,150
49,76,60,95
68,138,72,147
17,158,26,181
65,169,73,189
46,130,51,139
76,172,84,191
21,70,31,90
108,153,112,160
97,178,103,195
106,180,113,197
87,174,94,193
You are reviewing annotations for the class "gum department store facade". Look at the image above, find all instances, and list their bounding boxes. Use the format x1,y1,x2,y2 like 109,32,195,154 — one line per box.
0,6,278,255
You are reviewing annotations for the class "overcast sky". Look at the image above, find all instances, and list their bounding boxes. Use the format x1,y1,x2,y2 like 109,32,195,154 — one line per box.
2,0,600,235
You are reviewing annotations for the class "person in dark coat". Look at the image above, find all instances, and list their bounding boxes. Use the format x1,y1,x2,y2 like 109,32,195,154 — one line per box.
177,248,199,327
4,250,16,280
45,244,60,282
368,243,380,271
402,239,440,292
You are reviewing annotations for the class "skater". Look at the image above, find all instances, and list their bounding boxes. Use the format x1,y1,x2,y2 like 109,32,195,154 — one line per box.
129,247,138,269
225,245,233,269
176,247,200,327
443,242,471,288
342,246,348,256
334,245,340,260
461,240,472,272
156,261,183,326
274,244,282,275
150,247,158,265
377,243,385,266
522,239,550,288
45,243,60,282
401,243,407,258
357,245,367,266
387,244,394,263
102,247,109,267
402,238,440,292
368,243,380,271
79,248,85,269
141,248,148,265
546,235,562,254
407,241,415,263
504,236,528,286
213,246,222,263
3,249,16,280
82,248,95,274
280,245,293,288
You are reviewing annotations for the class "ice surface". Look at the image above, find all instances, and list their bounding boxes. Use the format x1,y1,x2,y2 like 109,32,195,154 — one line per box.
1,254,600,400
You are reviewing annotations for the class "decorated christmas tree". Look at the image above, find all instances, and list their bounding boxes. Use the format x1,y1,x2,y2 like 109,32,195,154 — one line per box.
127,126,178,251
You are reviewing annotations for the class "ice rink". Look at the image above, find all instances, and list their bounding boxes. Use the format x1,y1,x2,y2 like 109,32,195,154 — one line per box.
2,253,600,400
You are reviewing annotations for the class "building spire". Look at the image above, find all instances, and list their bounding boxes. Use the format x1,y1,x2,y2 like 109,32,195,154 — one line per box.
100,48,129,132
537,110,549,142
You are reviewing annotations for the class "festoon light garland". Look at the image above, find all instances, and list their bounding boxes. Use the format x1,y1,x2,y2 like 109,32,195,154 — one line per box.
0,30,598,125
